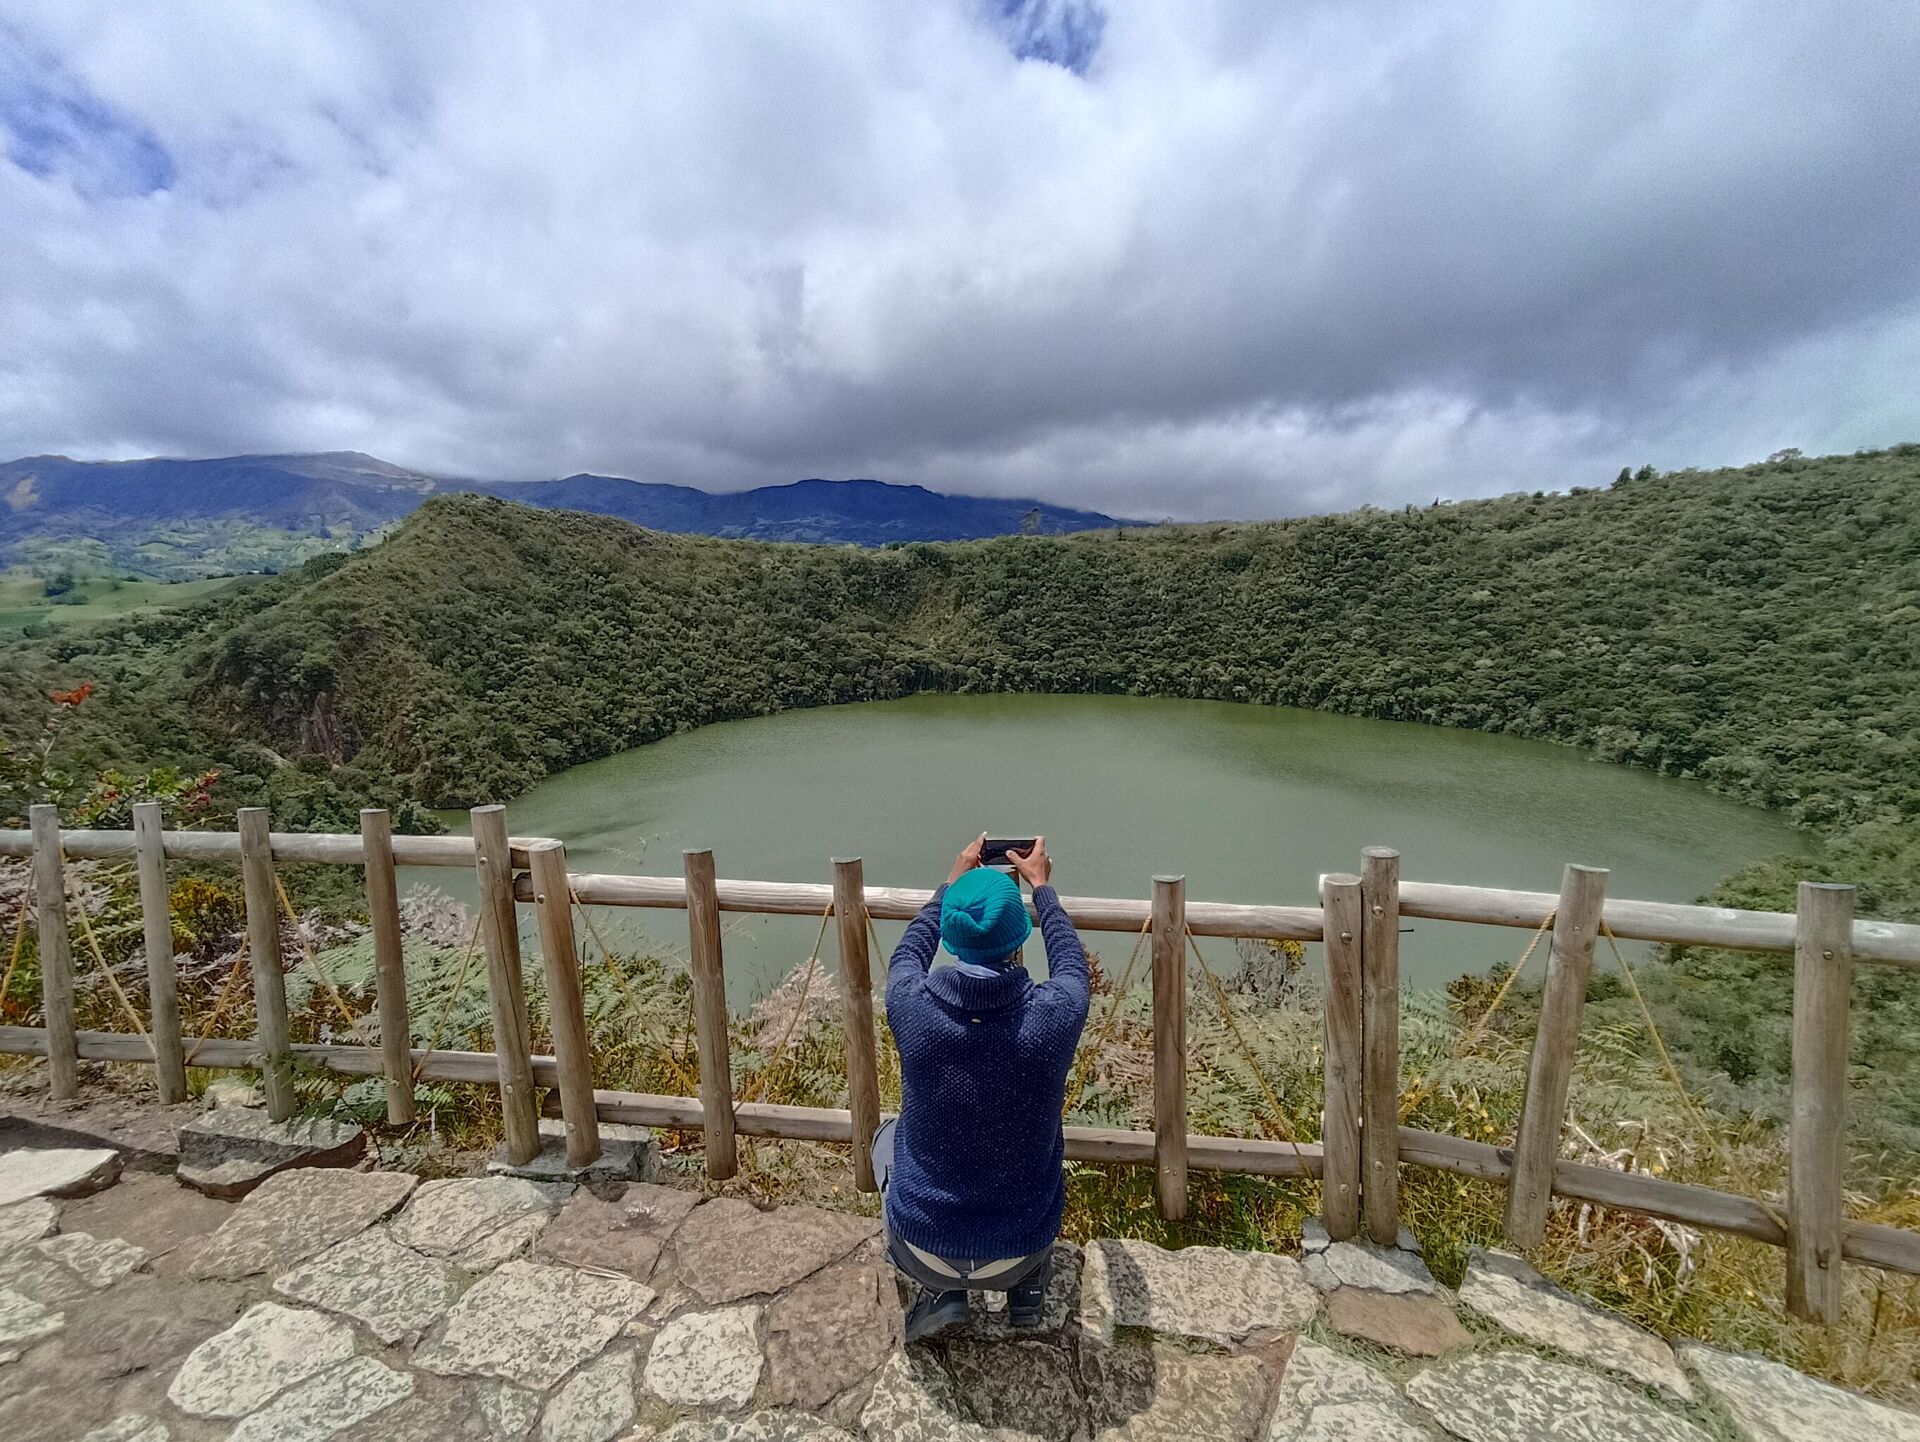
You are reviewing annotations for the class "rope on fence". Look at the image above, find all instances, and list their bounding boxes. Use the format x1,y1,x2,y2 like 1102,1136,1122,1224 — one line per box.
185,935,250,1066
1186,927,1319,1184
1063,914,1152,1116
566,878,700,1095
0,861,32,1014
270,871,379,1049
1601,918,1790,1234
1398,905,1558,1120
411,914,484,1084
739,901,835,1105
60,855,151,1044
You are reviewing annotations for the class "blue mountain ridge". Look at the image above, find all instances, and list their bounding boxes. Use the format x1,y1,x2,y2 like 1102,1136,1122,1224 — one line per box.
0,451,1136,548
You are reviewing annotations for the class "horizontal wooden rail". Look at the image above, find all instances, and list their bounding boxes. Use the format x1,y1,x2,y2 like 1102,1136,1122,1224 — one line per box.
8,823,1919,961
564,1086,1324,1176
6,1024,1909,1274
515,869,1329,940
0,828,552,868
1399,879,1920,967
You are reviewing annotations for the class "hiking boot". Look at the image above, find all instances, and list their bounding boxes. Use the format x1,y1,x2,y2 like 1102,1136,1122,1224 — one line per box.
1008,1261,1050,1329
904,1287,969,1342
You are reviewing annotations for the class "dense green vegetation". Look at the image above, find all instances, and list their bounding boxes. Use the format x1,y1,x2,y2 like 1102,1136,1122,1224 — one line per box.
9,444,1917,830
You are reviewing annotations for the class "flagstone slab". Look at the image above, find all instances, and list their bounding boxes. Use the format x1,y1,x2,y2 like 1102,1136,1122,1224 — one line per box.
1324,1286,1472,1357
229,1354,415,1442
79,1419,170,1442
0,1247,93,1306
0,1231,145,1306
490,1119,659,1189
1078,1238,1317,1345
534,1183,700,1282
642,1305,763,1410
540,1343,637,1442
946,1337,1086,1442
326,1373,529,1441
34,1231,145,1288
859,1347,997,1442
482,1380,545,1440
176,1109,367,1198
166,1300,356,1419
1299,1235,1442,1297
0,1198,59,1250
1080,1335,1273,1442
0,1147,121,1207
661,1414,859,1442
1458,1249,1691,1400
662,1198,880,1304
416,1259,652,1392
57,1173,232,1277
192,1167,416,1280
273,1224,467,1343
55,1274,249,1382
1302,1219,1421,1256
1678,1342,1920,1442
1406,1352,1711,1442
763,1259,899,1409
0,1283,63,1349
390,1177,572,1271
1264,1339,1432,1442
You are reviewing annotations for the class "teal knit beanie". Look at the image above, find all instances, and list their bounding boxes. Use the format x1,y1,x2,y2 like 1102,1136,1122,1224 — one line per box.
940,868,1033,966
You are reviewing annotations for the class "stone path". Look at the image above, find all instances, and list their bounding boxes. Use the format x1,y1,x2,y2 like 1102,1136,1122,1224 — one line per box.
1,1129,1918,1442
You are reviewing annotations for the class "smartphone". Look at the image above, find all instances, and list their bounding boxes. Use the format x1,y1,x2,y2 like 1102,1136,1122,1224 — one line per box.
981,837,1038,869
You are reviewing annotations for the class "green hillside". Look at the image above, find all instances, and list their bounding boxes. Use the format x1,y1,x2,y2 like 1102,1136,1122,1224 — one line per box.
0,566,244,636
11,445,1915,837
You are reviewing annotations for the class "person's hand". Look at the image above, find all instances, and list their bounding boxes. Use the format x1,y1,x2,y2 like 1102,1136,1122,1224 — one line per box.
1009,836,1051,889
948,832,987,884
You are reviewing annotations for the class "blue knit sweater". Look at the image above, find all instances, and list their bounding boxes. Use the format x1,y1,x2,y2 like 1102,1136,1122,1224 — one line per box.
883,882,1091,1259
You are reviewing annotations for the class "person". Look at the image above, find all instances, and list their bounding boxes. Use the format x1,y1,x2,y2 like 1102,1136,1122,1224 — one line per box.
871,833,1091,1341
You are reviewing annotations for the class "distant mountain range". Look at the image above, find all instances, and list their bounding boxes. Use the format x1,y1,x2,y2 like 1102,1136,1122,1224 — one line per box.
0,451,1136,578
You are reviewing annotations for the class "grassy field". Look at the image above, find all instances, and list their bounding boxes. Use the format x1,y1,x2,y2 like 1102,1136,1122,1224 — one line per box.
0,567,239,636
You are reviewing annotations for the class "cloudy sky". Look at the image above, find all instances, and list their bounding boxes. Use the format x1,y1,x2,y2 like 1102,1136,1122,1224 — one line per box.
2,2,1917,520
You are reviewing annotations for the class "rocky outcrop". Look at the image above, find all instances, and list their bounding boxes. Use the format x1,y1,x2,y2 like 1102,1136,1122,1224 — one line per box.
175,1110,366,1199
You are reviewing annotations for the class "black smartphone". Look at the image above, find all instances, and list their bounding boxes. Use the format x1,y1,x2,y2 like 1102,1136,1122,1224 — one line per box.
981,837,1037,868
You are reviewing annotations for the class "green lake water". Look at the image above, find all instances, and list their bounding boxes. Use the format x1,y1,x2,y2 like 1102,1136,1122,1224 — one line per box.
436,694,1808,1004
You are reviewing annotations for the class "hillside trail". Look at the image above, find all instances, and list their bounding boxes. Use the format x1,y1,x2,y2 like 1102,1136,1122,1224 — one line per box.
0,1094,1915,1442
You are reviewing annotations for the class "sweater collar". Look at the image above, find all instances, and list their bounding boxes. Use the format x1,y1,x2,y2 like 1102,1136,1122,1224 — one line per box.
924,960,1032,1014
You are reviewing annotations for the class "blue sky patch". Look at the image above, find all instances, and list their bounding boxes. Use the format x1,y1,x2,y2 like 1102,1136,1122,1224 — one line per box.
1,25,174,197
993,0,1105,76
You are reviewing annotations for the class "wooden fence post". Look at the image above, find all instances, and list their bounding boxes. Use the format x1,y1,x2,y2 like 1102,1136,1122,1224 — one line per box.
1504,863,1608,1249
528,840,601,1168
1322,872,1364,1241
132,802,187,1103
834,858,881,1192
360,808,415,1125
1152,874,1188,1221
28,805,77,1101
1788,881,1854,1323
685,848,738,1180
1360,846,1401,1245
236,808,295,1122
472,804,540,1165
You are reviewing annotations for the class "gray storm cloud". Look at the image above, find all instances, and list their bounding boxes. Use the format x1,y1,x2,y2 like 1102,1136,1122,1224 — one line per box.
1,0,1916,520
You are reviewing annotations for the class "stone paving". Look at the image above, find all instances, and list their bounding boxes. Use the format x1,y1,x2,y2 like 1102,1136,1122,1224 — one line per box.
1,1130,1919,1441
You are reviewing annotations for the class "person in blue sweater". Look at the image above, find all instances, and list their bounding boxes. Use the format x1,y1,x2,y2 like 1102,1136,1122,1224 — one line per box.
871,833,1091,1341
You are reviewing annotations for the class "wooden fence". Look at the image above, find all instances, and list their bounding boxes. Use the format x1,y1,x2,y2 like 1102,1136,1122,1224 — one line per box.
6,801,1920,1324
